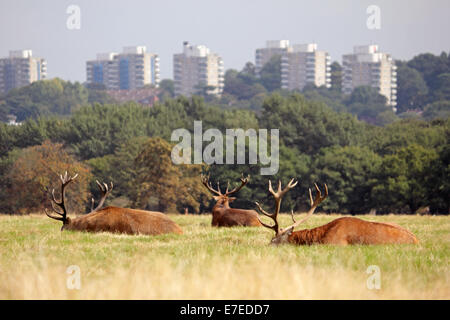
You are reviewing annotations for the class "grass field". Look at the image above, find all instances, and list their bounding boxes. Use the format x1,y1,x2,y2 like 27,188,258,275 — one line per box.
0,213,448,299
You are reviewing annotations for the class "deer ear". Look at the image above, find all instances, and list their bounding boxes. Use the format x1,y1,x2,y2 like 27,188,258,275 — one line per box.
228,197,236,202
213,196,221,201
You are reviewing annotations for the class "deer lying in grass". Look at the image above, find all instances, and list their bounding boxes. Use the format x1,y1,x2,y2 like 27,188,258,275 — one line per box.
201,174,261,227
45,172,183,235
256,179,419,245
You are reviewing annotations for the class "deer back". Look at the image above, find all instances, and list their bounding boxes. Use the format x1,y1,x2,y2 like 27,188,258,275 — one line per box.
288,217,418,245
65,206,183,235
212,206,261,227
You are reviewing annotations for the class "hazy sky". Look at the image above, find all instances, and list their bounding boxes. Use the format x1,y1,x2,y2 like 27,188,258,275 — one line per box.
1,0,449,82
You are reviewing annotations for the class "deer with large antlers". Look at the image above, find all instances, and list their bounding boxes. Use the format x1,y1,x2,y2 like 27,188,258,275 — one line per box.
201,174,262,227
45,172,183,235
256,179,419,245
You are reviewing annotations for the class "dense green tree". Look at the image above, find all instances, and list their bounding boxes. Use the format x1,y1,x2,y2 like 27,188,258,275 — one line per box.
259,93,367,154
0,148,20,213
3,79,86,121
158,79,175,101
372,144,439,213
223,69,267,101
310,146,382,213
396,63,429,112
367,118,447,155
86,136,150,202
85,82,117,105
375,110,399,126
0,101,8,122
330,61,342,91
14,118,48,149
259,55,282,92
2,78,121,121
430,73,450,102
302,85,347,113
407,52,450,90
427,144,450,213
63,103,152,159
0,122,13,156
346,86,387,106
131,137,209,213
344,86,395,125
422,101,450,120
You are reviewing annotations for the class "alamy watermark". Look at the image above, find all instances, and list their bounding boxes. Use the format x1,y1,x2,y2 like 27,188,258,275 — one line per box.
171,121,279,175
66,5,81,30
66,265,81,290
366,5,381,30
366,265,381,290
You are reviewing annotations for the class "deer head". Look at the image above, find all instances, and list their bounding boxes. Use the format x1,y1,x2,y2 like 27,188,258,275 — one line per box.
44,172,78,229
256,180,327,245
45,172,113,230
201,174,249,208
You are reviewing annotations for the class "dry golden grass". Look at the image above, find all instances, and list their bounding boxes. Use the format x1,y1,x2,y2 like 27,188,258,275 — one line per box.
0,213,448,299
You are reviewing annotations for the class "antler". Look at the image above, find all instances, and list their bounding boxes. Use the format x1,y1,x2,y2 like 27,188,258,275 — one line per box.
283,183,328,232
255,178,298,235
224,174,249,196
201,174,223,196
90,180,113,213
201,174,250,197
45,171,78,224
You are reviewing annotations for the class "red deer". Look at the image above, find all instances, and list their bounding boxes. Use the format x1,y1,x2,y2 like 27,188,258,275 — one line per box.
201,174,261,227
45,172,183,235
256,179,419,245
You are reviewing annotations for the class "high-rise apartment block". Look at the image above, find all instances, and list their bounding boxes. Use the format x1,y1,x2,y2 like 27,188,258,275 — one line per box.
86,46,160,90
86,52,118,89
255,41,331,90
342,45,397,109
255,40,290,74
173,42,224,97
281,43,331,90
0,50,47,95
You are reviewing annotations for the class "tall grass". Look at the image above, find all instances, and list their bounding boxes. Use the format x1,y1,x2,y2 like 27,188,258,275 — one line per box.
0,213,448,299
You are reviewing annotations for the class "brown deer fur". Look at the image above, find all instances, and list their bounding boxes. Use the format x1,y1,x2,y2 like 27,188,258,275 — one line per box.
281,217,418,245
202,175,261,227
45,172,182,236
210,197,261,227
257,180,419,246
63,206,183,235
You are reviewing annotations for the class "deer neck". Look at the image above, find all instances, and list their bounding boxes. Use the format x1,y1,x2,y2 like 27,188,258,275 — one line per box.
61,217,72,231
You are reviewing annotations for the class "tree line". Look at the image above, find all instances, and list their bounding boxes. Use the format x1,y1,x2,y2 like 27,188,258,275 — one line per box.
0,94,448,215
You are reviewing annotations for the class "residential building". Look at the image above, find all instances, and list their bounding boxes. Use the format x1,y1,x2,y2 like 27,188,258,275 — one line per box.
86,46,160,90
173,42,224,97
86,52,118,89
255,40,290,74
0,50,47,95
342,45,397,109
281,43,331,90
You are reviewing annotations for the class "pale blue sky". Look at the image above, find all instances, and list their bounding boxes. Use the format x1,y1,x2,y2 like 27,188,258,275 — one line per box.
1,0,449,82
